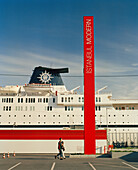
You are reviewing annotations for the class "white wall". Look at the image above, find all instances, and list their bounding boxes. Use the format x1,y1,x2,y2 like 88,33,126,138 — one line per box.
0,139,107,154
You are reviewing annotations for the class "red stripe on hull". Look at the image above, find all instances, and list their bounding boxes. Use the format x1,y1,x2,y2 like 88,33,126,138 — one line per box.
0,130,106,140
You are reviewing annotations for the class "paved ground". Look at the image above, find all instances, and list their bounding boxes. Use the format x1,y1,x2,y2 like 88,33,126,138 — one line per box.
0,154,138,170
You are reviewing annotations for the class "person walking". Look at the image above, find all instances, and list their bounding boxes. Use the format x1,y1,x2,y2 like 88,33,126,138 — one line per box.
55,138,65,160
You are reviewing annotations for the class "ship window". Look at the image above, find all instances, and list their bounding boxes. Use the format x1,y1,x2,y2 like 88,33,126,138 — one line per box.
132,107,134,110
21,98,23,103
43,98,45,103
24,115,25,117
122,107,125,110
67,115,69,117
53,122,55,124
123,122,124,123
8,122,10,124
78,97,81,102
115,107,118,110
72,115,74,117
29,115,31,117
58,115,60,117
38,115,40,117
65,106,67,111
44,122,46,124
38,122,40,124
82,97,84,102
9,106,11,111
23,122,25,124
61,97,64,102
33,98,35,103
26,98,27,103
21,106,23,111
122,115,124,117
44,115,46,117
119,107,121,110
31,98,33,103
29,98,31,103
71,106,73,111
58,122,60,124
65,97,67,102
30,106,32,111
47,106,49,111
67,122,69,124
81,106,83,111
18,106,20,111
114,122,116,123
109,122,111,123
38,98,42,103
99,97,101,102
9,115,11,117
46,98,48,103
29,122,31,124
25,106,27,111
50,106,52,111
126,107,129,110
129,107,131,110
99,106,101,111
6,98,8,103
0,115,1,117
71,97,73,101
53,98,55,103
81,115,83,117
14,115,16,117
3,106,5,111
114,115,116,117
68,106,70,111
96,97,98,102
53,115,55,117
95,106,97,111
6,106,8,111
109,115,110,117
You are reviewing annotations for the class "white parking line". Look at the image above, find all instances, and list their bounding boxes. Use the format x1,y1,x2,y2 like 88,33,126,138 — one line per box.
88,162,96,170
8,162,21,170
122,162,138,170
51,162,56,170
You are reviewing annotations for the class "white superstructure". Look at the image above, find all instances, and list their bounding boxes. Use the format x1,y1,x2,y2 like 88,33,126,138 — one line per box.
0,66,138,146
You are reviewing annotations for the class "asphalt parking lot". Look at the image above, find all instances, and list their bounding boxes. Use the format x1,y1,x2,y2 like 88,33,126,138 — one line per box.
0,154,138,170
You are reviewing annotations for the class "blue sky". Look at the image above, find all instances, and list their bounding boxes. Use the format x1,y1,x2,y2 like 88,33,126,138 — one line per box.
0,0,138,98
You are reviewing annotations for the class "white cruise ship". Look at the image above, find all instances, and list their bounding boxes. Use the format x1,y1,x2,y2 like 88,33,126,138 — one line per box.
0,66,138,147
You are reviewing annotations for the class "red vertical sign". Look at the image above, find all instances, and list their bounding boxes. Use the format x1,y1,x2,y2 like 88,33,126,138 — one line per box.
84,16,95,154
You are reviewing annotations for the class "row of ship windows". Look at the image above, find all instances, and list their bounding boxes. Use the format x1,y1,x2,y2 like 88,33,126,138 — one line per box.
2,98,56,104
0,122,84,125
99,115,129,117
3,106,53,112
96,97,101,102
2,106,83,112
115,107,135,110
99,122,131,124
1,97,101,103
109,129,131,131
61,97,84,103
0,114,83,118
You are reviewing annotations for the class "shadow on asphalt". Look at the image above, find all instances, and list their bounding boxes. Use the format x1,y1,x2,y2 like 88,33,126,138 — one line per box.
120,152,138,162
96,154,111,158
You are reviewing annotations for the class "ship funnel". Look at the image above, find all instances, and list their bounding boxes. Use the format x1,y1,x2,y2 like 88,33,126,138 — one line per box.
29,66,69,85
